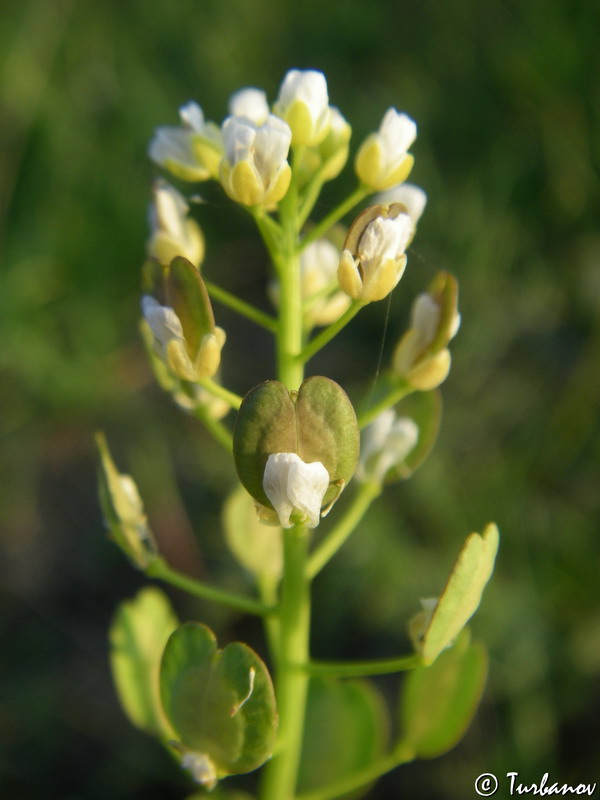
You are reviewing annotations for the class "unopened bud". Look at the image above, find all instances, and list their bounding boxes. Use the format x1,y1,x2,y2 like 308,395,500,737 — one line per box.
338,204,412,302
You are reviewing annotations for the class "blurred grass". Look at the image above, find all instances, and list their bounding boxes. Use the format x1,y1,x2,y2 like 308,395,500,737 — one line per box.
1,0,599,797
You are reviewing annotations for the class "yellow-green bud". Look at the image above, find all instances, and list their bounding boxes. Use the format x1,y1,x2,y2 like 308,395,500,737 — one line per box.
338,203,412,302
149,102,222,182
96,433,157,569
355,108,416,190
147,180,205,267
274,69,332,146
393,272,460,390
220,115,292,207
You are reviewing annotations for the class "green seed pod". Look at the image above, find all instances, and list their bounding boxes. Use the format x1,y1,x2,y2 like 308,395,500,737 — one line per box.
233,376,359,517
160,623,277,787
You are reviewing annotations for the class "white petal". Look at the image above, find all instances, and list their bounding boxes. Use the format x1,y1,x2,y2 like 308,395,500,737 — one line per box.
286,458,330,528
229,87,270,124
263,453,329,529
263,453,296,528
379,109,417,165
411,294,441,345
278,69,329,115
375,183,427,225
179,101,205,132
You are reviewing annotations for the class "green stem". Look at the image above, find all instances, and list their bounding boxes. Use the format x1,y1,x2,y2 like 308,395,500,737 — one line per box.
191,404,233,451
302,653,422,678
358,379,412,428
298,301,364,365
296,743,414,800
250,207,284,266
204,279,277,332
260,526,311,800
307,480,380,578
196,377,242,410
146,557,273,616
300,184,370,251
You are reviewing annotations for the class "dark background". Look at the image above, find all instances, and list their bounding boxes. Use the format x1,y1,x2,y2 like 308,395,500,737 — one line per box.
1,0,599,798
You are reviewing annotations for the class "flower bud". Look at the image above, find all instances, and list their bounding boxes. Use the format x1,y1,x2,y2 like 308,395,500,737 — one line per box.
393,272,460,390
147,180,205,267
141,257,225,382
220,114,292,206
228,87,270,125
295,107,352,187
357,409,419,485
300,239,352,326
233,377,359,525
149,102,222,182
355,108,416,190
338,203,412,302
274,69,332,146
96,433,157,569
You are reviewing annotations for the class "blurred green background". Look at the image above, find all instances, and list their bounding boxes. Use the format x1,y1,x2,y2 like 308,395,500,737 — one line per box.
1,0,599,797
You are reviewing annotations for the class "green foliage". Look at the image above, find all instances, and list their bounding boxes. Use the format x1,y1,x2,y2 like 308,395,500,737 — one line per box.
223,485,283,580
159,622,278,781
298,677,388,795
410,523,499,665
400,629,488,758
109,587,178,738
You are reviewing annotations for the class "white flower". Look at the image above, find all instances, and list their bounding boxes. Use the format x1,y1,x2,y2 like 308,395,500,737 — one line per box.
141,295,192,372
220,114,292,206
147,181,204,266
149,103,222,182
228,87,270,124
356,108,417,190
374,183,427,236
300,240,351,326
263,452,330,529
181,752,217,790
393,274,461,390
338,211,413,302
358,410,419,484
275,69,332,145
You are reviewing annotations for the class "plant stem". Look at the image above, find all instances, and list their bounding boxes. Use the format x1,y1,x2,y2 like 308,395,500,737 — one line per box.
146,557,273,616
204,279,277,332
296,743,414,800
307,480,380,578
260,525,311,800
196,377,242,410
300,184,370,251
358,379,412,428
302,653,422,678
298,301,364,365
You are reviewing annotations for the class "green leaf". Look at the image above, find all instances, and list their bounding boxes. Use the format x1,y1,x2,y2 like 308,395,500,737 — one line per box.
109,587,178,738
400,629,488,758
223,484,283,580
411,523,499,665
160,623,277,783
297,677,388,796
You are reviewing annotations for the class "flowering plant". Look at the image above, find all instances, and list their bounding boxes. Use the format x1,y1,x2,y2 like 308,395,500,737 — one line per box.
98,68,498,800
